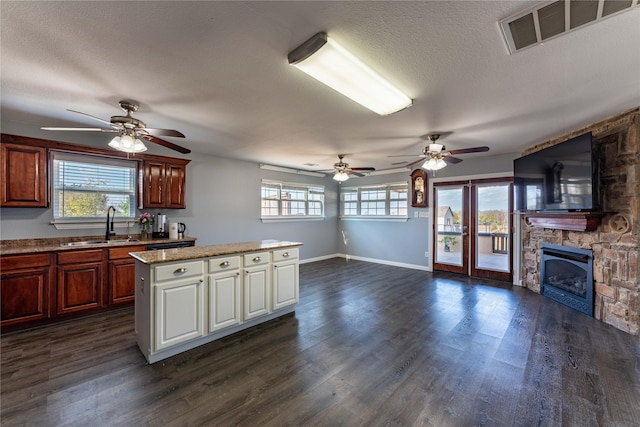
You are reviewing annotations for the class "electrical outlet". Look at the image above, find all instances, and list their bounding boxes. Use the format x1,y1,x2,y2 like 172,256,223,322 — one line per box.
424,251,429,257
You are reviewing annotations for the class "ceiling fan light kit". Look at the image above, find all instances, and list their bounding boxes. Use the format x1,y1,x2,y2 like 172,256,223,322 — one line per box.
333,170,350,182
421,157,447,171
41,100,190,154
389,133,489,173
108,132,147,153
288,32,412,116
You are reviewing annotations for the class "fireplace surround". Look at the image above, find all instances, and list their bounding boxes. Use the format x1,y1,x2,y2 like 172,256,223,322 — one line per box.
540,243,593,316
520,107,639,335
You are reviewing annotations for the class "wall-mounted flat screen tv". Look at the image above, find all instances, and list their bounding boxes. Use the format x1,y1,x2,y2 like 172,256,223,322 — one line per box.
514,132,596,212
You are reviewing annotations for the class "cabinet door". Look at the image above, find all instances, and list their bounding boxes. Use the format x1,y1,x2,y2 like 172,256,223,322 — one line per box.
243,265,270,321
109,259,136,304
1,266,51,326
165,163,186,209
1,143,47,207
208,270,241,332
155,278,204,350
57,262,103,315
272,260,299,310
108,245,146,305
143,161,166,208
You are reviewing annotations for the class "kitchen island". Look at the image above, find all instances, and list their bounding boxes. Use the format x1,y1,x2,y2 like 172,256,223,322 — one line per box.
130,240,302,363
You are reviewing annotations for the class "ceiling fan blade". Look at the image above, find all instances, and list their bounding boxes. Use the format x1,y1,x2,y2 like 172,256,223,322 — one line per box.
141,134,191,154
349,171,365,177
350,167,375,171
443,156,463,164
447,146,489,155
144,128,185,138
406,158,426,168
41,127,116,132
67,109,115,127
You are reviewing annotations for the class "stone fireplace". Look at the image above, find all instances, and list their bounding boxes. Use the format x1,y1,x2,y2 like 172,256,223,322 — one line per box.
521,108,640,336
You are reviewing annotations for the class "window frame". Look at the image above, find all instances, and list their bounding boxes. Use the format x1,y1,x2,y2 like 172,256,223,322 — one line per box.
51,151,138,228
340,181,409,221
261,179,325,222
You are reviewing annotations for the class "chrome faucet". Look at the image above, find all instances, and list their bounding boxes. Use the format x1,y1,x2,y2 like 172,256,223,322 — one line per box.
106,206,116,240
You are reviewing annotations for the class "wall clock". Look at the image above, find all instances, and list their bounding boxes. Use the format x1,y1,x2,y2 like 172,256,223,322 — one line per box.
410,169,427,207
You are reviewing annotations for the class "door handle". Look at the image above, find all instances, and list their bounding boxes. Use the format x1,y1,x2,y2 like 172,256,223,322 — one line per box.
462,233,469,236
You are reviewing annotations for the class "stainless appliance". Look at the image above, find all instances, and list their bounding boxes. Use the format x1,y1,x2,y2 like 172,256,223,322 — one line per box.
146,241,194,250
152,213,168,238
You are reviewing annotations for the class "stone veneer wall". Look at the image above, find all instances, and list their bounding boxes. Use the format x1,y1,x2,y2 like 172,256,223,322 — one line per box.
521,108,640,335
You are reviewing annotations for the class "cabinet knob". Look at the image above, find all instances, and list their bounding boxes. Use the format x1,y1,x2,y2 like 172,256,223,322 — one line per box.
174,267,188,274
282,252,289,258
220,261,231,267
252,256,261,262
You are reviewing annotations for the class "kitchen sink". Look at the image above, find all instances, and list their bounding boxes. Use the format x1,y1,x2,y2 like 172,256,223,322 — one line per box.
60,239,140,247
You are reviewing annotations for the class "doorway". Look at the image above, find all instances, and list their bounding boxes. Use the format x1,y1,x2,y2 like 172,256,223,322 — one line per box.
433,178,513,282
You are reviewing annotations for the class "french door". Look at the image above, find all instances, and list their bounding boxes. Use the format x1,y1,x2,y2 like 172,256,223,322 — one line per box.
433,178,513,282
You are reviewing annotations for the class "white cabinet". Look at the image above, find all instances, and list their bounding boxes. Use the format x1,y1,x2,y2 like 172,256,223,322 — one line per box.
155,278,204,350
272,248,299,310
243,252,271,320
208,256,241,332
134,243,301,363
153,260,205,351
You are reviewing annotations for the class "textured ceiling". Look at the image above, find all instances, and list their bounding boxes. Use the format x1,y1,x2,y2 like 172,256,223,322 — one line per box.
1,1,639,172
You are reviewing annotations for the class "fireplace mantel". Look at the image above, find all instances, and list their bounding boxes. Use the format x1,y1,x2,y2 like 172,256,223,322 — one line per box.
525,212,603,231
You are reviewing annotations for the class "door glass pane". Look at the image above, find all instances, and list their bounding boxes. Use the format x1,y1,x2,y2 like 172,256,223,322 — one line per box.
476,184,510,272
435,186,463,266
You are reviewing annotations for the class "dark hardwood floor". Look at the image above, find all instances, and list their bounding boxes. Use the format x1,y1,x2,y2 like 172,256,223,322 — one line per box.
2,258,639,426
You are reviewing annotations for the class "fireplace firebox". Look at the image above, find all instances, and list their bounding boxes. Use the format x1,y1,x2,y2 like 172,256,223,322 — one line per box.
540,243,594,316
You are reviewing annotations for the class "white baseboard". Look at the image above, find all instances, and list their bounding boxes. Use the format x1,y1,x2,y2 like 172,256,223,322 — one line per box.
336,253,432,272
299,254,341,264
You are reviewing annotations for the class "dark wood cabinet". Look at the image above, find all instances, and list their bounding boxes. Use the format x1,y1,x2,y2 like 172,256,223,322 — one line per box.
166,163,186,208
56,250,104,315
1,142,48,207
141,160,187,209
108,245,146,304
0,253,53,327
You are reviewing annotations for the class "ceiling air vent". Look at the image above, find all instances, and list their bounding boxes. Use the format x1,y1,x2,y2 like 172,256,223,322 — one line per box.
500,0,639,54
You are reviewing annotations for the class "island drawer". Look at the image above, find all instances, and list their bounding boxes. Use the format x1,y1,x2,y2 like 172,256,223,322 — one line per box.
209,256,240,273
243,251,269,266
154,260,204,282
272,248,298,262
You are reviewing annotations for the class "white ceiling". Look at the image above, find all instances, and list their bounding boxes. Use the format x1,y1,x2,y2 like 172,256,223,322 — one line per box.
2,1,639,173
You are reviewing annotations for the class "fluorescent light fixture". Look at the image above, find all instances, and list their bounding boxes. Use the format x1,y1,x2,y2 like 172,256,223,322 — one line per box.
288,32,412,115
333,171,350,182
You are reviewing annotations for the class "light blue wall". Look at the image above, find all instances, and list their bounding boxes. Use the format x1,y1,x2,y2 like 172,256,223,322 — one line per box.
337,153,519,269
0,121,519,267
0,121,338,261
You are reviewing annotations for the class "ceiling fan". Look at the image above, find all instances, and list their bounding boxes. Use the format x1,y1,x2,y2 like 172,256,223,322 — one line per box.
41,100,191,154
389,134,489,171
323,154,375,182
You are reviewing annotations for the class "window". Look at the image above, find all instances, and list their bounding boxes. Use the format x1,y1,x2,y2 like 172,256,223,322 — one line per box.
52,152,137,220
340,182,408,218
261,180,324,220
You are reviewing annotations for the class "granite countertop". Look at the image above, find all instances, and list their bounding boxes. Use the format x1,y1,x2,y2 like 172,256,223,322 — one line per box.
129,239,303,265
0,235,197,256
